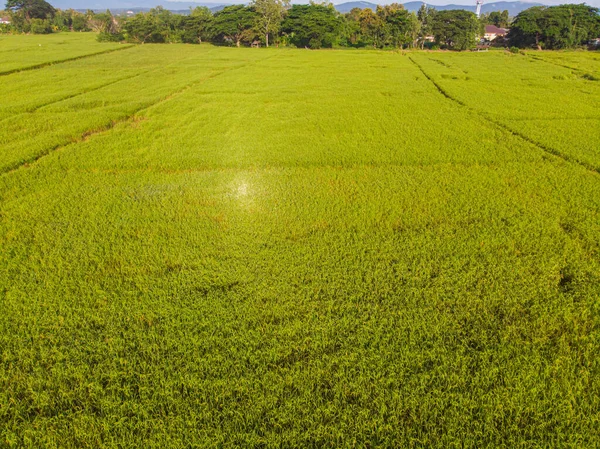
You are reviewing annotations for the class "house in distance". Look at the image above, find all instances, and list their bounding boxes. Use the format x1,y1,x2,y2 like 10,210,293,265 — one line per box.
484,25,508,42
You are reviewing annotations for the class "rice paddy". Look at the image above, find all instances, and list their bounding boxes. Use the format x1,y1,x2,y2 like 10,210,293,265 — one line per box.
1,34,599,447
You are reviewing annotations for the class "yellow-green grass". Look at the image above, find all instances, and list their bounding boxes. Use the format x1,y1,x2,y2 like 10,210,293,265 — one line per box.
409,51,600,171
526,50,600,76
0,33,131,75
1,40,599,448
0,45,268,172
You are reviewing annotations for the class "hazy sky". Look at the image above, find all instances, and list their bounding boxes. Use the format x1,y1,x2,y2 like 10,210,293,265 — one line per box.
328,0,600,7
168,0,600,8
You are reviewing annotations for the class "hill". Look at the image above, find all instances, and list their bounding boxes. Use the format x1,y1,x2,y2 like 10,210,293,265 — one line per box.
51,0,231,11
47,0,544,14
334,1,544,13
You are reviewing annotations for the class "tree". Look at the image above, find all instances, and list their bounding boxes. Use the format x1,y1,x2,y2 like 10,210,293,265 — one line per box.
358,8,383,47
508,4,600,50
181,6,213,43
340,7,362,46
121,7,185,43
51,8,71,31
431,9,480,50
251,0,289,47
5,0,54,21
376,4,413,48
281,4,341,48
482,10,509,28
123,11,165,43
29,16,51,32
405,12,421,48
417,4,434,49
71,11,89,31
542,4,600,49
89,10,122,41
508,6,545,49
87,9,117,32
212,5,258,47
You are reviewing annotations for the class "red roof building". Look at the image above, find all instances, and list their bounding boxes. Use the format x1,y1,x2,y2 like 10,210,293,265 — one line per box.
484,25,508,41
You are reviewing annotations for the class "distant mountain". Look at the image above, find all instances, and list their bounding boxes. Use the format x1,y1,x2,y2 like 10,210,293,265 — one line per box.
334,1,544,14
51,0,232,11
51,0,543,15
334,1,378,12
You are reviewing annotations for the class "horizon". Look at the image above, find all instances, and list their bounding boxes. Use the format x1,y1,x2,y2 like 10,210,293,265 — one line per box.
157,0,600,9
9,0,598,14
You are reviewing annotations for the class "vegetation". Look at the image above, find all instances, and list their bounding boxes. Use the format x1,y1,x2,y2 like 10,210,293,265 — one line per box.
4,0,55,32
211,5,259,47
341,3,418,49
281,3,341,48
509,4,600,49
430,9,480,50
251,0,289,47
3,0,600,51
481,9,509,28
0,33,128,75
1,34,600,447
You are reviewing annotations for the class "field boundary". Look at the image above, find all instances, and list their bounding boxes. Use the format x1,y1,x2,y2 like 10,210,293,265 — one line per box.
0,44,135,77
32,70,153,113
0,70,154,126
0,54,275,178
408,55,600,176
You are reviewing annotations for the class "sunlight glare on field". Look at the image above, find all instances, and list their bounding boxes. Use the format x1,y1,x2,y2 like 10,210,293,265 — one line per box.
1,34,599,448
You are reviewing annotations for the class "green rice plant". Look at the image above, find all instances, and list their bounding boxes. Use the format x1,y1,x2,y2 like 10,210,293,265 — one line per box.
525,50,600,76
409,51,600,171
0,45,269,173
0,33,130,75
1,38,599,448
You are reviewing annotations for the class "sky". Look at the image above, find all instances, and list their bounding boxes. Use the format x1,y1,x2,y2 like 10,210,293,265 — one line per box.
337,0,600,5
165,0,600,8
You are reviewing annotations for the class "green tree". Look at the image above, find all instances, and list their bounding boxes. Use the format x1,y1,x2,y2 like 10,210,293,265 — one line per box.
507,6,545,49
181,6,212,43
281,4,341,48
431,9,480,50
71,11,89,31
121,7,184,44
406,12,421,48
340,7,362,46
123,11,165,43
508,4,599,49
417,4,434,49
482,10,509,28
212,5,258,47
51,8,71,30
251,0,290,47
377,4,413,48
29,16,51,32
90,10,123,41
5,0,54,21
358,7,383,47
543,4,600,49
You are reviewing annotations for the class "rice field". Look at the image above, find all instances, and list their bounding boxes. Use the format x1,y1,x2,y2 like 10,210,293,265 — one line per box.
1,34,600,447
0,34,130,75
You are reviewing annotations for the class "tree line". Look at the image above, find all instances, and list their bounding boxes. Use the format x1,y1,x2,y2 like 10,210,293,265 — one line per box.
2,0,599,50
508,4,600,50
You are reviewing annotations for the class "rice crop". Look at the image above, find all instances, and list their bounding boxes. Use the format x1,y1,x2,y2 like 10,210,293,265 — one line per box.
1,40,599,448
409,51,600,171
0,33,130,75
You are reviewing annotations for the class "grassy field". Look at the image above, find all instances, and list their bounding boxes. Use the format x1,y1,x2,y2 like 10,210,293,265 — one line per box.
0,34,130,75
1,34,599,447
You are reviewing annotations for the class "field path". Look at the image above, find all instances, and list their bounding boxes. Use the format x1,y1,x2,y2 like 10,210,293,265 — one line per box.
408,54,600,175
1,45,600,448
0,51,277,177
0,44,135,77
